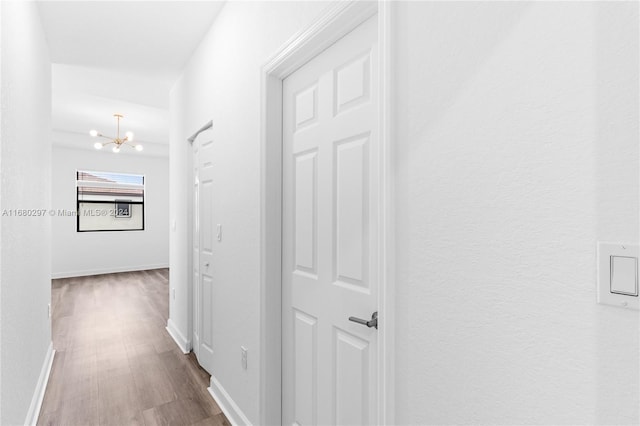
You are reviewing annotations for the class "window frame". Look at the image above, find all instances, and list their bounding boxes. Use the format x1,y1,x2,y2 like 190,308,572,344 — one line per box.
75,170,146,233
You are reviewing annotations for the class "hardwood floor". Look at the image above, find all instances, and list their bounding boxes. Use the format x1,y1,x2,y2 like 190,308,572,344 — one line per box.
38,269,230,426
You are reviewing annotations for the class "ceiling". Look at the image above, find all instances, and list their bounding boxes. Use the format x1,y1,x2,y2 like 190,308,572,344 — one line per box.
37,1,226,155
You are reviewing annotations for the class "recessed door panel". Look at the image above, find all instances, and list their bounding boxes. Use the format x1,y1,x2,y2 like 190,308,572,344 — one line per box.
201,184,214,254
294,150,318,275
334,328,369,426
294,310,318,426
202,274,214,351
296,84,319,131
334,52,371,115
334,134,369,289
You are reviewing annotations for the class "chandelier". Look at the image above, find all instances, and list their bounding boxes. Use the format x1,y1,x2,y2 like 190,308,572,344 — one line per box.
90,114,143,153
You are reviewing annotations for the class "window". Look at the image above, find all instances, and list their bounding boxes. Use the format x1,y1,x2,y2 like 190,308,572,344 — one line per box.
76,170,145,232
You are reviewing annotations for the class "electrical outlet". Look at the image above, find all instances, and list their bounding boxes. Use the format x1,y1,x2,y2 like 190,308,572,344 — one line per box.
241,346,247,370
217,224,222,242
47,303,51,318
172,288,176,300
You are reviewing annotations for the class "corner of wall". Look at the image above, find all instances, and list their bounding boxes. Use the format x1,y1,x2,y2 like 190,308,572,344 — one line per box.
166,318,191,354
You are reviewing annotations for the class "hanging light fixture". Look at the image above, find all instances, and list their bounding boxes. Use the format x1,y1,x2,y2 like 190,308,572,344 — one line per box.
90,114,143,153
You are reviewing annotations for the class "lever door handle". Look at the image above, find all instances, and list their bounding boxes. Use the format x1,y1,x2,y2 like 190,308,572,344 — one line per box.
348,311,377,329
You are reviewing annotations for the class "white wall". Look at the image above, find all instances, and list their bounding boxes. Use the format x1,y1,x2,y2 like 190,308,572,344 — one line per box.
172,2,638,424
394,2,639,424
169,2,328,423
593,2,640,422
0,1,53,423
51,146,169,278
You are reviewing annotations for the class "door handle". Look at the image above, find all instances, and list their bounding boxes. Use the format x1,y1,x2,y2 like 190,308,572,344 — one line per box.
204,262,210,267
348,311,377,329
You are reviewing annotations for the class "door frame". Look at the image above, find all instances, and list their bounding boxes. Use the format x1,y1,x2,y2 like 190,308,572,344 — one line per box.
259,2,395,424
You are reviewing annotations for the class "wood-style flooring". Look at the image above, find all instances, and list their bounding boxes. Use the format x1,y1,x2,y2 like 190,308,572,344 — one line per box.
38,269,230,426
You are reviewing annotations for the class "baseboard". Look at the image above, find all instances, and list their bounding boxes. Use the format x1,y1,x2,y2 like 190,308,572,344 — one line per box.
208,375,252,426
166,319,191,354
51,263,169,279
24,343,55,426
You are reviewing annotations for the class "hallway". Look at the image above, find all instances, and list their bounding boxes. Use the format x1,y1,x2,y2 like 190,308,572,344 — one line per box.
37,270,229,426
1,1,638,424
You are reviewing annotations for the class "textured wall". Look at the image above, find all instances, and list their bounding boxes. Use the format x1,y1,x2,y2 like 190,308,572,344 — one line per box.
394,2,639,424
0,1,53,423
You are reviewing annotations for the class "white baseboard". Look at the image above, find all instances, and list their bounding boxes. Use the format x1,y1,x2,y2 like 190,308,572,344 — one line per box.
166,319,191,354
208,375,252,426
24,343,55,426
51,263,169,279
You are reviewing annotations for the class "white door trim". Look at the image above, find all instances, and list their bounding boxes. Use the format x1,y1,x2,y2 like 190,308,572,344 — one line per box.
259,2,395,424
188,120,213,143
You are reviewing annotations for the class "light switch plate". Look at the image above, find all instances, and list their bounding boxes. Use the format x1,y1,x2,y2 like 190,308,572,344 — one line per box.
611,256,638,296
598,242,639,310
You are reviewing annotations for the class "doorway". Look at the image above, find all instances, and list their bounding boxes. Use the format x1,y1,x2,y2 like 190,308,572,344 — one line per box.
189,121,215,375
260,2,394,424
281,14,379,425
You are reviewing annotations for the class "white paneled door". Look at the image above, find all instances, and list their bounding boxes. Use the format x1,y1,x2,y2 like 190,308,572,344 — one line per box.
193,129,215,374
282,15,379,426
